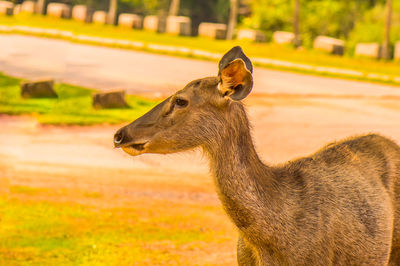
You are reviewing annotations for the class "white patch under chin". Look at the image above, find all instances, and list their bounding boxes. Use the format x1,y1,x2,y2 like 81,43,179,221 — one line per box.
122,146,144,156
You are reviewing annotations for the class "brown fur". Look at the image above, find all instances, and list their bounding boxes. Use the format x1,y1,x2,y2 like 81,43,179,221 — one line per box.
114,50,400,265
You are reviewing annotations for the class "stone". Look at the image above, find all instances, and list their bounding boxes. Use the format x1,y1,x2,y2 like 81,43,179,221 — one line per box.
13,4,21,15
21,0,35,13
47,3,71,19
355,43,381,59
72,5,93,23
166,16,191,36
92,91,129,109
395,41,400,61
21,79,57,99
143,16,157,31
273,31,295,45
0,1,13,15
198,22,227,40
143,15,166,33
237,29,266,42
92,10,107,24
313,36,345,55
118,13,142,29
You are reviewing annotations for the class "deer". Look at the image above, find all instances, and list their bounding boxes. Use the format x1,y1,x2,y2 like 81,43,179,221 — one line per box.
114,46,400,265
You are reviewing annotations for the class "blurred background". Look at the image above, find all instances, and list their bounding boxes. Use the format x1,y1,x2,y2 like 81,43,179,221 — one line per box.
0,0,400,265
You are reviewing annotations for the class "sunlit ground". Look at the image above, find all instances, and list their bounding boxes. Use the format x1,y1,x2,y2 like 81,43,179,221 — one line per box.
0,191,236,265
0,171,237,265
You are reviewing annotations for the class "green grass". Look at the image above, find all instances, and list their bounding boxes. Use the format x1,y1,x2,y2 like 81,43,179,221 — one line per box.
1,13,400,79
0,186,235,265
0,72,157,125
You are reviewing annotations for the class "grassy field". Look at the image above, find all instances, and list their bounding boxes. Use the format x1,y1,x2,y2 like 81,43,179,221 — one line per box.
1,14,400,78
0,184,236,265
0,73,157,125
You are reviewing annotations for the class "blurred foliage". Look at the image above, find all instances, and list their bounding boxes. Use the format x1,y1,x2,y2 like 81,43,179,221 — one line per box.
70,0,230,35
300,1,364,47
117,0,230,35
8,0,400,53
347,1,400,55
67,0,400,50
242,0,392,47
75,0,230,20
241,0,292,40
179,0,230,35
118,0,169,15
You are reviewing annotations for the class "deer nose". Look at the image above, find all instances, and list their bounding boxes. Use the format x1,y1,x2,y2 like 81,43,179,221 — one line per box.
114,129,124,147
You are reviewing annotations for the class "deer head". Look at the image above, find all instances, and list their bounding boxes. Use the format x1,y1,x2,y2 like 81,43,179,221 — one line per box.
114,46,253,156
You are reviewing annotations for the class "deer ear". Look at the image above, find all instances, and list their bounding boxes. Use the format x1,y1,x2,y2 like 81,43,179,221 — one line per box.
218,46,253,101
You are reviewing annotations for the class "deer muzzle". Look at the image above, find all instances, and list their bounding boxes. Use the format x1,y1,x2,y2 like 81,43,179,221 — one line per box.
114,97,171,156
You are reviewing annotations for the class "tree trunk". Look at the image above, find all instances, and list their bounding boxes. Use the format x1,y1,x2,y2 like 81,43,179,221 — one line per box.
293,0,301,47
35,0,46,14
168,0,180,16
382,0,392,60
226,0,238,40
107,0,118,25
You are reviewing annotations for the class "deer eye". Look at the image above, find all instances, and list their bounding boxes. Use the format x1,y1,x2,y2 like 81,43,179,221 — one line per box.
175,98,188,107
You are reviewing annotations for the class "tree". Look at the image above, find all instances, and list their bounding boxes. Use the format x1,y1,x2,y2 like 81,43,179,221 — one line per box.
226,0,238,40
293,0,301,47
108,0,118,25
382,0,392,59
35,0,46,14
169,0,180,16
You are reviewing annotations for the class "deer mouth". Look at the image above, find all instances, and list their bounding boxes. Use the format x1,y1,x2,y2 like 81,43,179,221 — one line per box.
121,142,148,156
130,143,146,151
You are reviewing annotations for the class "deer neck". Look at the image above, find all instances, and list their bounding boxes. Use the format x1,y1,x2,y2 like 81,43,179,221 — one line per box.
203,104,278,233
